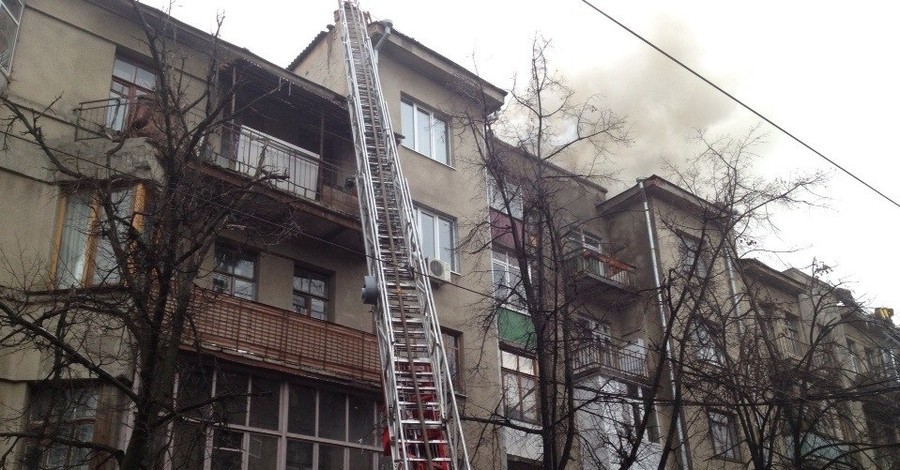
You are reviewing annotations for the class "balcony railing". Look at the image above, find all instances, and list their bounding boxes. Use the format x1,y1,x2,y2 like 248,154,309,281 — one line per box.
573,334,649,381
777,336,836,370
183,290,380,387
212,124,358,213
569,248,638,289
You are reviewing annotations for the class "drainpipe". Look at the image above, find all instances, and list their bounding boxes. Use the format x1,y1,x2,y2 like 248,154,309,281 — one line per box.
724,249,745,335
373,19,393,62
638,178,692,470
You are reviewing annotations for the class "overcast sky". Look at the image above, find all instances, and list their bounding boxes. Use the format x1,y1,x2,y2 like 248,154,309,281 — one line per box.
164,0,900,317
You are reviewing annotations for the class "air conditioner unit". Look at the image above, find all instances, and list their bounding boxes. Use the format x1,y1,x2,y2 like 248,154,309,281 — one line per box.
426,257,452,285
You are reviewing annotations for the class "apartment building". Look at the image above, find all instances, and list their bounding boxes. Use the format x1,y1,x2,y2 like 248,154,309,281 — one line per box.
0,1,897,470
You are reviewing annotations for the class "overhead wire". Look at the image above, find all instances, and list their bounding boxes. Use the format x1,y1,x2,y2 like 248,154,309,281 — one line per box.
579,0,900,210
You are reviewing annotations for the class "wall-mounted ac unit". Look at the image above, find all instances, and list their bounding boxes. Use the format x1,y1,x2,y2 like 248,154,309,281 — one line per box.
426,257,452,285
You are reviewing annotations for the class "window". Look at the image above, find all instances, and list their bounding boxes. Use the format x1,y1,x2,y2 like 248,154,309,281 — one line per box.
679,234,709,278
846,339,861,374
416,207,457,270
442,329,462,391
213,244,257,300
784,316,802,357
492,250,525,310
501,349,538,423
708,410,740,460
622,384,661,444
487,176,524,220
400,99,449,164
174,368,386,470
55,187,139,288
108,55,157,131
25,386,98,470
293,267,329,320
0,0,23,75
693,323,724,365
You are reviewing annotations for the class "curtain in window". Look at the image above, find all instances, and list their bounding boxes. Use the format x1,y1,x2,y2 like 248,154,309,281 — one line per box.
55,192,92,288
92,189,133,285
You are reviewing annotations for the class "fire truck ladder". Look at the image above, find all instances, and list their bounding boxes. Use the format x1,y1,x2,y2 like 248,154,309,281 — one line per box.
337,2,470,469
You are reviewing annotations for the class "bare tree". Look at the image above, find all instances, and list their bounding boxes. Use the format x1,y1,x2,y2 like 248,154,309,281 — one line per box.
0,3,304,469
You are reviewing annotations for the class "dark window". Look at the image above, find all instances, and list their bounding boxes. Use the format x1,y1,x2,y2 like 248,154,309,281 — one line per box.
708,410,740,460
212,244,257,300
292,266,329,320
442,329,463,392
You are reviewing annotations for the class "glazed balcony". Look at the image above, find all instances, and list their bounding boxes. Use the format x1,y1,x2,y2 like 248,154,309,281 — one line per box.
573,334,649,382
182,290,381,388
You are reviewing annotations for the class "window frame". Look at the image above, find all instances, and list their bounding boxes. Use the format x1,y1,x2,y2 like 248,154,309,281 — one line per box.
415,206,458,271
0,0,24,76
174,366,386,470
500,348,539,423
52,185,144,288
212,243,259,301
400,98,450,165
26,385,99,470
678,233,710,278
486,175,524,220
441,328,463,393
492,249,527,312
292,266,330,321
693,322,725,365
708,409,740,461
108,54,157,131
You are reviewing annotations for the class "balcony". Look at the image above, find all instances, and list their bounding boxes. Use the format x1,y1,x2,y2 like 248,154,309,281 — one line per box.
573,334,649,382
182,290,381,388
73,99,360,232
776,336,838,373
567,248,639,302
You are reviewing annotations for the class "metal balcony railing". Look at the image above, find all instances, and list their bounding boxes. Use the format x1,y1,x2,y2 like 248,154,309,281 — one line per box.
569,248,638,288
573,334,649,381
182,289,381,386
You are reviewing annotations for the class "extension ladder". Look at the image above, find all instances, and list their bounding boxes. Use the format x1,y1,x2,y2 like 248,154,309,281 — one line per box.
337,2,471,469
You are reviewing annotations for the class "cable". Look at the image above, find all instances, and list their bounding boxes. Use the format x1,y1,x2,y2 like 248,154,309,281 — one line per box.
0,127,501,304
579,0,900,210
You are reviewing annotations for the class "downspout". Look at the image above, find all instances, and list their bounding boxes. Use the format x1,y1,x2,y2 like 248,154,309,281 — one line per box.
725,250,745,335
638,178,692,470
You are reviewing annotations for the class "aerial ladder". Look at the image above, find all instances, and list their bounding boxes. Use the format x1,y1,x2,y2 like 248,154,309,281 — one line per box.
337,2,471,469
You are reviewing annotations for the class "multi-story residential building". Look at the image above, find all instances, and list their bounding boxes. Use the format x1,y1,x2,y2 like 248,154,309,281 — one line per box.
0,1,896,470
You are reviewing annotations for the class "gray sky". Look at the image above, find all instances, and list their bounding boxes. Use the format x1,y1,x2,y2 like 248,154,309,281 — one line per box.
165,0,900,316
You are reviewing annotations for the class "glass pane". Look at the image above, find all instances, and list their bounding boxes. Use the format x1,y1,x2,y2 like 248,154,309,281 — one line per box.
348,448,373,470
233,256,255,279
247,433,278,470
310,298,326,321
286,439,313,470
113,58,136,82
3,1,22,19
503,372,520,420
212,273,231,294
233,279,256,300
419,212,435,259
172,422,205,470
293,294,308,315
415,108,432,155
309,277,326,297
0,7,17,71
295,274,310,293
438,217,453,267
288,384,316,436
212,430,243,470
400,101,413,148
249,377,280,430
318,390,346,440
348,395,375,445
501,351,517,370
135,67,157,90
433,118,448,164
56,192,92,288
521,376,537,420
318,444,345,470
215,371,248,425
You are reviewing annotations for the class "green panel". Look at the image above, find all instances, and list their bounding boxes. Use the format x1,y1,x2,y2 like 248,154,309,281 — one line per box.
497,308,535,349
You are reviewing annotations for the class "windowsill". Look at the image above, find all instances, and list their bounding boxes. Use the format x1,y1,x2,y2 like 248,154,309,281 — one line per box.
400,144,455,170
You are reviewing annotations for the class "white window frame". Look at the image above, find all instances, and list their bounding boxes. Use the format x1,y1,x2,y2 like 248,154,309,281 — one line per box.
492,249,526,312
679,234,709,278
175,368,386,470
0,0,24,76
708,410,740,460
693,322,725,365
500,349,539,423
415,206,457,271
400,99,450,165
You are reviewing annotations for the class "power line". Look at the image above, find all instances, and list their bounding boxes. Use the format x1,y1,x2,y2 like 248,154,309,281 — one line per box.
579,0,900,210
